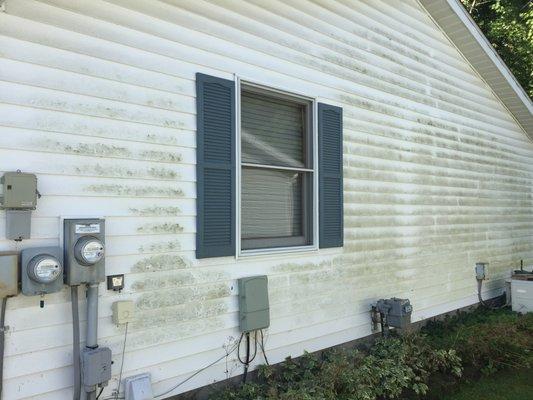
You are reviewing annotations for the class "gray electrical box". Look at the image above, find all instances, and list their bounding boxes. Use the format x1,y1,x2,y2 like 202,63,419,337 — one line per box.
376,298,412,329
0,172,38,209
64,219,106,285
21,247,63,296
82,347,112,390
0,253,19,297
238,275,270,332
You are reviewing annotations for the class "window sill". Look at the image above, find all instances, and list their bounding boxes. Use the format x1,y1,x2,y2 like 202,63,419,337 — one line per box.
239,244,318,258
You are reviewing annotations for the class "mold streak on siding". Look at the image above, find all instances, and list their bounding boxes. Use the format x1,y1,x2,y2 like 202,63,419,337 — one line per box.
0,0,531,398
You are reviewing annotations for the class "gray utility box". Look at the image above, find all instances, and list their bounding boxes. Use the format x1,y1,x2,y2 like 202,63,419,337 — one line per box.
82,347,112,390
0,172,37,209
0,253,18,297
64,219,106,285
238,275,270,332
511,279,533,314
21,247,63,296
376,298,413,329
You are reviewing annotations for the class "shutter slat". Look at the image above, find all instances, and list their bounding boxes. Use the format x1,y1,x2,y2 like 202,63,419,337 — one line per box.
319,103,343,248
196,73,236,258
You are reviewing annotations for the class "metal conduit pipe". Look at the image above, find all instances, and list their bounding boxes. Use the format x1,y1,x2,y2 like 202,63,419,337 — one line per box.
86,283,99,400
71,286,81,400
0,297,7,400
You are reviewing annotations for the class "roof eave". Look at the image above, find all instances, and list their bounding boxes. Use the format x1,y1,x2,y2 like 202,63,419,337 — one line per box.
419,0,533,140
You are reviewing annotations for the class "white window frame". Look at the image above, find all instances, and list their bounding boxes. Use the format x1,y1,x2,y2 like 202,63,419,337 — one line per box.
235,76,319,257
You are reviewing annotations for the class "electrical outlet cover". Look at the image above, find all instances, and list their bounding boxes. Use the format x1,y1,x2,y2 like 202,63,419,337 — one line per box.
124,373,153,400
112,300,135,325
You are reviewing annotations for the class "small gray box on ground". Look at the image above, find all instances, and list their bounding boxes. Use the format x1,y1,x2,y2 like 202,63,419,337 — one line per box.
238,275,270,332
0,253,18,297
82,347,112,388
125,373,153,400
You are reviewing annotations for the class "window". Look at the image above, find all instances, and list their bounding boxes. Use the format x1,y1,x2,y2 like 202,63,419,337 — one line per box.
195,73,343,259
239,86,314,251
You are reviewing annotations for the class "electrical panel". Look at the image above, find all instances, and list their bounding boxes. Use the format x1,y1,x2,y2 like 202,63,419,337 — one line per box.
0,253,18,297
82,347,112,390
21,247,63,296
238,275,270,332
0,172,37,209
112,300,135,325
64,219,106,285
376,298,412,329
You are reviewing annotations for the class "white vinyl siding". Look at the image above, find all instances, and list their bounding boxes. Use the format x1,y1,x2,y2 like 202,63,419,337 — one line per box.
0,0,531,398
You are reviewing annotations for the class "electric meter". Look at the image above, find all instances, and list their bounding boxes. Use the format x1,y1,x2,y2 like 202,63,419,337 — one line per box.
75,237,105,265
64,219,106,285
28,255,62,283
21,247,64,296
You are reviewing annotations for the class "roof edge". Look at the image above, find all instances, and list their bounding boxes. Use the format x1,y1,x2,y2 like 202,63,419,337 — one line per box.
419,0,533,140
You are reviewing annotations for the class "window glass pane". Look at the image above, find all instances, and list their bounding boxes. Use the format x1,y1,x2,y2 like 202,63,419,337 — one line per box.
241,167,304,241
241,91,305,168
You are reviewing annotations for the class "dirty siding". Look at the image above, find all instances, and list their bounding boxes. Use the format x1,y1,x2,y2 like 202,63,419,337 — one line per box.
0,0,532,398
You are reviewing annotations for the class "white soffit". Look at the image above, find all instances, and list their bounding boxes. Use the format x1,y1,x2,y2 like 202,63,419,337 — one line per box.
419,0,533,140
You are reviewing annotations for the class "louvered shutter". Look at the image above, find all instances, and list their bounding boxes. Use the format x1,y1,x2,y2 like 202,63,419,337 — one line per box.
318,103,343,248
196,73,236,258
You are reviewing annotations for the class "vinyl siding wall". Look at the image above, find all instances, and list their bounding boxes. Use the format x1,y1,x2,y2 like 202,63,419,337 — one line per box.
0,0,532,398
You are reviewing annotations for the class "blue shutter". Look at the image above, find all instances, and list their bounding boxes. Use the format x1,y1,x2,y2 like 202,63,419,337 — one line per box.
196,73,236,258
318,103,343,248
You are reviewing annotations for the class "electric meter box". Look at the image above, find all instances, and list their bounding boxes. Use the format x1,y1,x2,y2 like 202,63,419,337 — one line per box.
21,247,64,296
0,172,38,209
238,275,270,332
64,218,106,285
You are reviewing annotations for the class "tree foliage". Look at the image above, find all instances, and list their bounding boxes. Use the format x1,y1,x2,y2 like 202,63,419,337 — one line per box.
460,0,533,98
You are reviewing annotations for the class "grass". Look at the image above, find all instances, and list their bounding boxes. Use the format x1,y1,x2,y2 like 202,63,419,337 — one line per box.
440,368,532,400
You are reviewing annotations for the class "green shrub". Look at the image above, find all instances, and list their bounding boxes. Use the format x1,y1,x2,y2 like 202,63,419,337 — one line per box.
211,336,461,400
423,309,533,376
211,309,532,400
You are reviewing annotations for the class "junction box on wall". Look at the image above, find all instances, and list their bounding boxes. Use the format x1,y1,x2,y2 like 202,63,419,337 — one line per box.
0,171,39,240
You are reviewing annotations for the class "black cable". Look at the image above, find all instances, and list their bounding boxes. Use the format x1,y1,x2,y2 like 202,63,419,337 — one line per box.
237,332,246,364
259,330,270,366
0,297,7,400
96,387,104,399
477,279,508,309
248,331,258,363
242,332,251,383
